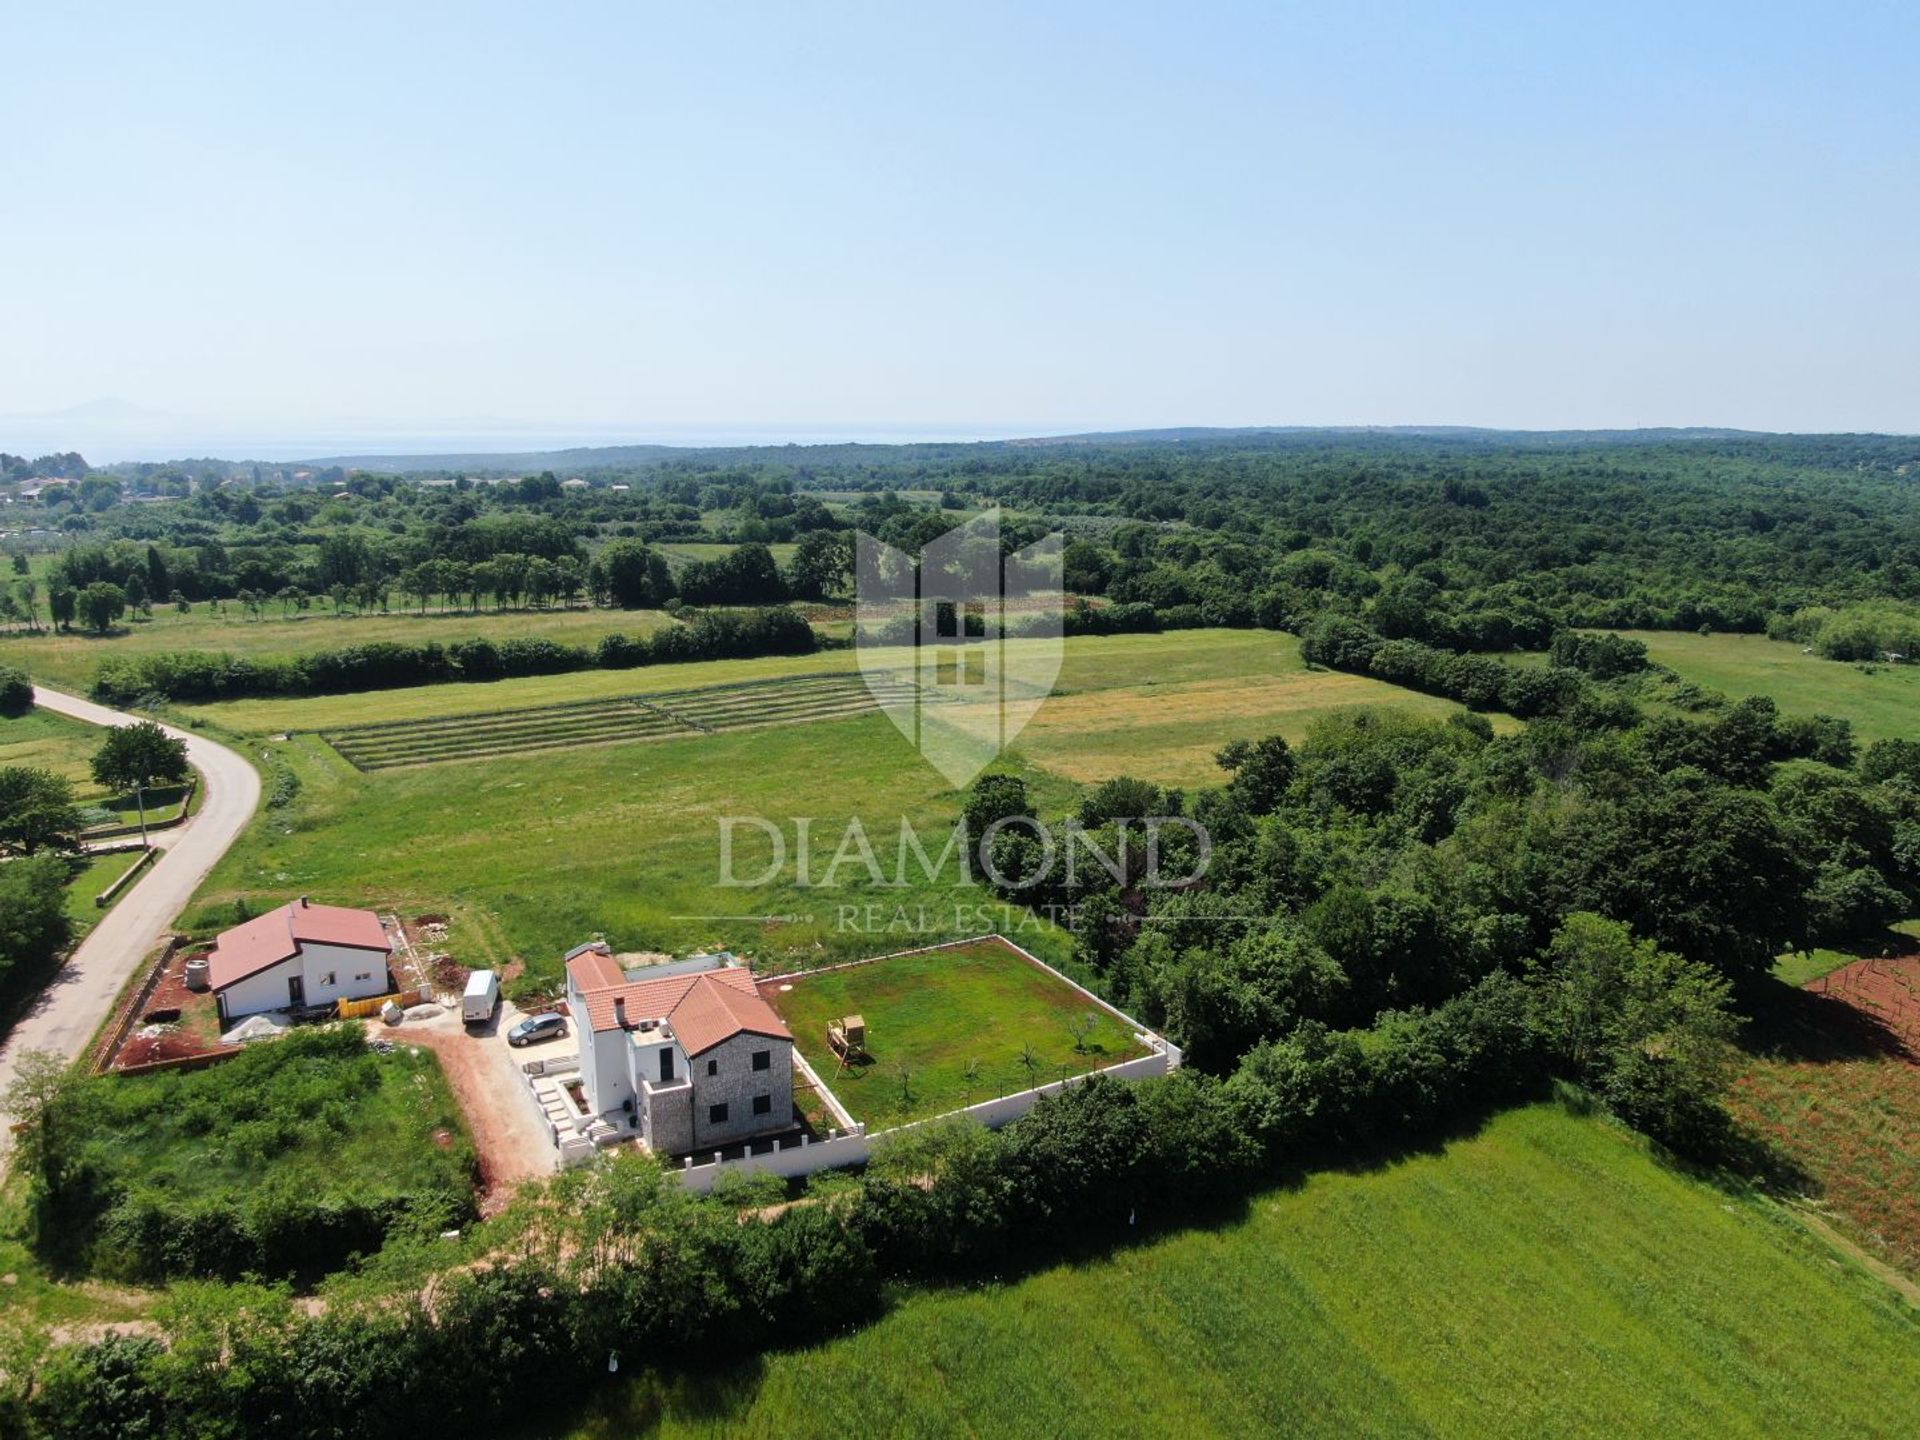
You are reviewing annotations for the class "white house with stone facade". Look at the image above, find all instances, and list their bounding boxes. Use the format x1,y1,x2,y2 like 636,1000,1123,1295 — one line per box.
564,942,795,1155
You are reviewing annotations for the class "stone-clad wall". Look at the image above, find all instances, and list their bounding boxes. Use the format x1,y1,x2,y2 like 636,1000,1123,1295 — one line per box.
686,1030,794,1152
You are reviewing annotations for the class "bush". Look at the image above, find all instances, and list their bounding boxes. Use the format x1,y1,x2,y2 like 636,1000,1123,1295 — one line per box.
0,662,31,715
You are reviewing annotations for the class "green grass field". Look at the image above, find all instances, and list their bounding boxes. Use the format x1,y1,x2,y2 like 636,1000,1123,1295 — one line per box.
173,631,1508,985
766,940,1150,1127
0,704,109,798
0,603,677,693
62,848,150,935
1627,630,1920,743
566,1102,1920,1439
1773,921,1920,987
655,541,798,569
184,713,1081,984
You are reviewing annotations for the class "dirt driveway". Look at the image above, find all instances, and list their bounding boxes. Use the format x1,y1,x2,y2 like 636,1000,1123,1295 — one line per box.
372,1004,562,1214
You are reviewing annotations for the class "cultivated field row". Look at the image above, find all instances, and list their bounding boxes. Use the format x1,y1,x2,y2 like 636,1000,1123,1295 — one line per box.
323,671,927,770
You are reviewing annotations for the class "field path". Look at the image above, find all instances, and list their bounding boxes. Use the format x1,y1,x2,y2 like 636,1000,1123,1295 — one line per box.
0,687,260,1151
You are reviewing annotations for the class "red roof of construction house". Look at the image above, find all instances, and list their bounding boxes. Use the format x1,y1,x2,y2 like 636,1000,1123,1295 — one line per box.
208,899,391,992
565,952,790,1055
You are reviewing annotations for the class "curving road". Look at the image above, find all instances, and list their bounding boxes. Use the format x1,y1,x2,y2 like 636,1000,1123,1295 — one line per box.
0,687,260,1139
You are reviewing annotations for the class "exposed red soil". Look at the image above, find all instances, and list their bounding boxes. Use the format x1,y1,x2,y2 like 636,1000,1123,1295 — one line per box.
1724,949,1920,1279
390,1022,549,1216
1804,953,1920,1058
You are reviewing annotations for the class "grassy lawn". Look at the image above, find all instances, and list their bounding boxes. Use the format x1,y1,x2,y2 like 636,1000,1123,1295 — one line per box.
1626,629,1920,743
181,628,1510,792
1018,667,1519,786
766,940,1150,1127
88,779,195,830
62,848,151,935
0,604,677,693
566,1102,1920,1439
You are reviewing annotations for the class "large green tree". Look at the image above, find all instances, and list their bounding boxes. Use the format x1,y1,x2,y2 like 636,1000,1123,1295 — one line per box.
75,581,126,634
597,540,673,609
0,768,82,857
90,721,190,843
0,855,74,999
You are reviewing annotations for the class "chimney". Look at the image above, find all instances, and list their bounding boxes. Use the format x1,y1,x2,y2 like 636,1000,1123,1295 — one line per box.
614,995,629,1029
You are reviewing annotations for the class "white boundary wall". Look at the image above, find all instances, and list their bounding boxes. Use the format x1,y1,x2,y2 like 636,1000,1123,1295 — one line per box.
672,935,1180,1195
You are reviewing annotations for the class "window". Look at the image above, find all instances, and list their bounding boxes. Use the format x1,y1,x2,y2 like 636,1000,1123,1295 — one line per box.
751,1049,770,1072
708,1103,729,1125
354,972,371,982
751,1094,772,1116
319,972,336,987
706,1058,718,1076
659,1049,674,1082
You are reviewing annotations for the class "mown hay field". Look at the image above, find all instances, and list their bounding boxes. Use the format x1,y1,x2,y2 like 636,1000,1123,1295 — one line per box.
324,672,921,770
0,704,108,797
566,1103,1920,1439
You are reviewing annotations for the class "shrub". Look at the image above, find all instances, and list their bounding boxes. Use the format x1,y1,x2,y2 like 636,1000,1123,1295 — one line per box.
0,662,31,715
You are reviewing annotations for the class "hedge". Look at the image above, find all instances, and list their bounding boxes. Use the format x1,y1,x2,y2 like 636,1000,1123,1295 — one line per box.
88,608,817,704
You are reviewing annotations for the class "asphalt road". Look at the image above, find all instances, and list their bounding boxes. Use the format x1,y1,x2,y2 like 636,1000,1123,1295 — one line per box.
0,687,260,1144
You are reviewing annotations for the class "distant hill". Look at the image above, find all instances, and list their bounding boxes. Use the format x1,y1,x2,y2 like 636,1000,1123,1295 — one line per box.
297,424,1821,475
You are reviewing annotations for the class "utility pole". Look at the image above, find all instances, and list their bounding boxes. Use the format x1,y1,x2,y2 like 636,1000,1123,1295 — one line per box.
134,773,149,851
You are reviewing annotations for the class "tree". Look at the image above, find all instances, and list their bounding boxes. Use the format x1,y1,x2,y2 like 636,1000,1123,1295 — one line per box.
0,662,31,715
14,576,41,630
0,854,72,1010
3,1048,90,1243
1216,735,1297,814
786,530,853,599
1067,1011,1098,1054
91,721,190,847
47,575,74,631
1533,913,1737,1150
599,540,673,609
962,773,1034,878
76,581,126,634
0,767,82,856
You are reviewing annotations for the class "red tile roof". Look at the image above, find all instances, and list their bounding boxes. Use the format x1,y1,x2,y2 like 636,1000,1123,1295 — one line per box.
565,953,790,1055
209,900,391,992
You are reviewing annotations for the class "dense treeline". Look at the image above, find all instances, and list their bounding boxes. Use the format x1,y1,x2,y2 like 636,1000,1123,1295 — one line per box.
12,432,1920,654
88,607,817,704
1768,599,1920,662
964,673,1916,1078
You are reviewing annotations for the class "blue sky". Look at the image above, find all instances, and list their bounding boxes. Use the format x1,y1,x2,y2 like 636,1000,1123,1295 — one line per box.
2,2,1916,456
